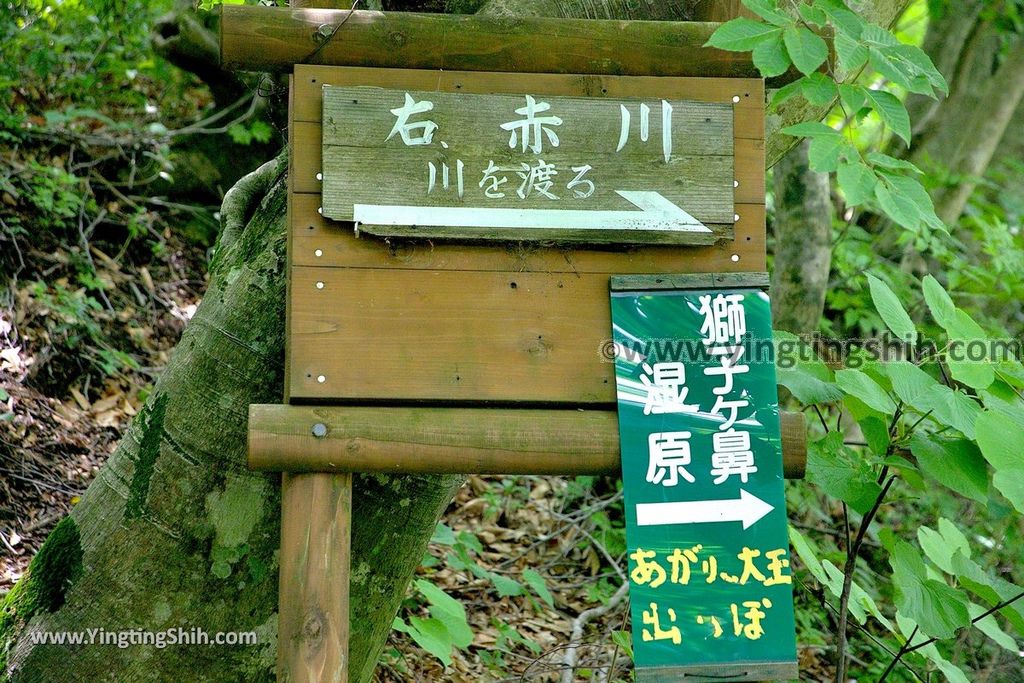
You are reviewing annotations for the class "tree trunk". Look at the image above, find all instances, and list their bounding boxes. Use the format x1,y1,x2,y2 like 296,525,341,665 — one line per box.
770,139,833,334
1,0,911,680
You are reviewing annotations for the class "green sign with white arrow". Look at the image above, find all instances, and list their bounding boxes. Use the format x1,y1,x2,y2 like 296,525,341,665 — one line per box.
610,285,797,680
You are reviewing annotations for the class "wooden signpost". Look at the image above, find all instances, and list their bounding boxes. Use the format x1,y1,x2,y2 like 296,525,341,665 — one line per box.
222,6,806,682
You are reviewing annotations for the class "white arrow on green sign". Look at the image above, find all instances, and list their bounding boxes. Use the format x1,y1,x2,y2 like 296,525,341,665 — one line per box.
635,488,774,530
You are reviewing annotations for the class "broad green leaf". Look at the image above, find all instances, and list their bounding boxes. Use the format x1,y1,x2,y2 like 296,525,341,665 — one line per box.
975,411,1024,513
881,172,945,233
807,431,882,514
0,387,8,402
875,177,921,231
917,520,970,574
836,160,876,206
611,630,634,658
834,30,868,72
910,434,989,503
836,368,895,414
895,614,972,683
783,26,829,75
407,616,456,665
522,568,554,607
866,152,922,174
940,309,995,390
488,571,524,597
774,330,845,404
741,0,793,27
952,553,1024,633
816,1,864,37
800,72,836,106
968,602,1019,652
837,83,867,113
769,80,803,108
752,32,792,77
889,43,949,95
890,541,969,639
788,526,830,586
922,275,957,330
706,19,782,51
430,522,457,546
797,2,826,25
866,273,917,343
415,579,473,648
821,561,893,630
807,132,848,172
863,88,911,144
885,361,982,438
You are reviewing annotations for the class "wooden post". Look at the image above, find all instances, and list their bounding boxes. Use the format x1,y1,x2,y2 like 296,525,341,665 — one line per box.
277,3,353,676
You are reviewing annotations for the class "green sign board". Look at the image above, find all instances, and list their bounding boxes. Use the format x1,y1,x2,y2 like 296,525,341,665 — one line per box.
610,286,797,680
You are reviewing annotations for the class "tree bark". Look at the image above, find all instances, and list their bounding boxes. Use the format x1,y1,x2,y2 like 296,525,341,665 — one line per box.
1,0,911,680
770,139,833,333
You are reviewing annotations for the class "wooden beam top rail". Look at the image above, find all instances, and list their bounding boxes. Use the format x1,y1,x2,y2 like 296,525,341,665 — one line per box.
248,405,807,479
219,6,761,78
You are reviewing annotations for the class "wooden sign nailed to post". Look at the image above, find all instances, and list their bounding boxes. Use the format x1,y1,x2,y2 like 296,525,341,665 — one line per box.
219,5,807,682
322,87,736,243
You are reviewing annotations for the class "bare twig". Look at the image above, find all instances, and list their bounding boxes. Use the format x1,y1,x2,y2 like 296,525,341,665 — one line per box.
560,581,629,683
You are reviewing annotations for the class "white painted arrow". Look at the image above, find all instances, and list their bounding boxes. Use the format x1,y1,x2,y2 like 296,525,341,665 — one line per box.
635,489,774,530
352,190,711,234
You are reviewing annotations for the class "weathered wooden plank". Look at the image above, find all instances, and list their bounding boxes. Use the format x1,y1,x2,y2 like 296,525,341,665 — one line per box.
278,471,352,683
610,271,770,290
320,85,736,237
292,120,763,204
293,66,765,141
220,6,761,78
248,405,807,479
287,264,777,402
290,192,766,273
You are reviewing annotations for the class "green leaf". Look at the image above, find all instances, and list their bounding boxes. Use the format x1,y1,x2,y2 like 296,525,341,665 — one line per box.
783,26,829,75
887,361,983,438
610,630,634,658
890,541,969,639
741,0,793,27
807,431,882,514
774,331,845,404
910,435,989,504
430,522,457,546
0,387,8,402
834,30,868,72
800,72,836,105
922,275,957,330
863,88,911,144
880,172,945,233
895,614,972,683
407,616,456,666
969,602,1019,652
866,152,922,174
975,411,1024,513
917,520,970,574
837,83,867,113
769,80,803,109
836,368,896,414
816,1,864,38
836,160,876,206
706,19,782,51
952,553,1024,634
487,571,524,597
875,177,921,231
797,2,827,25
807,132,848,172
867,273,917,344
522,568,554,607
752,32,792,77
415,579,474,648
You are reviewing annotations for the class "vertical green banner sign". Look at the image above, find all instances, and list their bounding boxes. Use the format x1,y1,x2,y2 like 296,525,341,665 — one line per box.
610,286,798,681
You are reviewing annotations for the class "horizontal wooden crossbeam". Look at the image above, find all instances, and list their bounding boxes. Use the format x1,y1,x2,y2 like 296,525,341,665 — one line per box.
248,405,807,478
219,6,760,78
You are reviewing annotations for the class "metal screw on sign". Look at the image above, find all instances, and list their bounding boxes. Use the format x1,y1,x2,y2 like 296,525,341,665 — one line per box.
311,423,328,438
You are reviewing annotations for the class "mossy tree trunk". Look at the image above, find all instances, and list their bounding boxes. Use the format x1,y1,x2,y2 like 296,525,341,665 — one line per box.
2,0,908,680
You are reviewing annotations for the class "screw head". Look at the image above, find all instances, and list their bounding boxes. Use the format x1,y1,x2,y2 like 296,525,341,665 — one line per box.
312,423,328,438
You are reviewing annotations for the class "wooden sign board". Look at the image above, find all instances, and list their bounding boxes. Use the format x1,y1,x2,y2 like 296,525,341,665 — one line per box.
286,65,765,404
321,87,735,244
